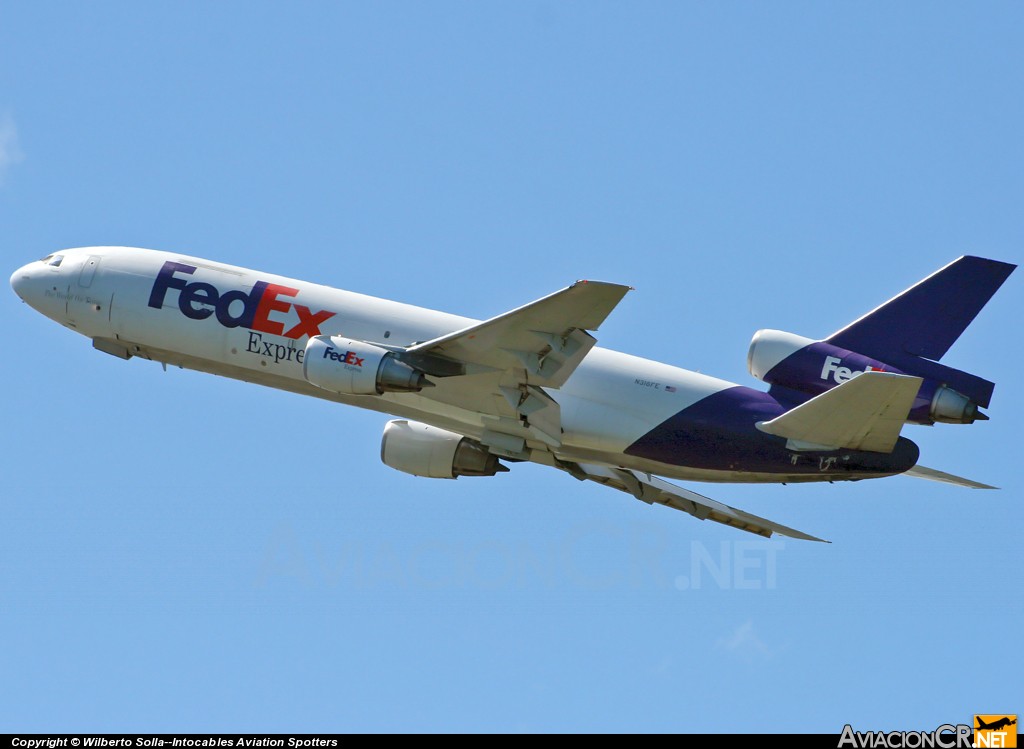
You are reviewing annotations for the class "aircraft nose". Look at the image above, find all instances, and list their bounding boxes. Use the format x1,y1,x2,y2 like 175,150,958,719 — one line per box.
10,262,34,300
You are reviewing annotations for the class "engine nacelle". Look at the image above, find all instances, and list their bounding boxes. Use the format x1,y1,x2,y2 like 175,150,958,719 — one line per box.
930,386,983,424
380,420,509,479
747,329,985,425
747,329,817,384
304,336,430,395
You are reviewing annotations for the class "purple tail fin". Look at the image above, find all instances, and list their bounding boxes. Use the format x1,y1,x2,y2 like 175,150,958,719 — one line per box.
753,256,1015,415
827,256,1016,362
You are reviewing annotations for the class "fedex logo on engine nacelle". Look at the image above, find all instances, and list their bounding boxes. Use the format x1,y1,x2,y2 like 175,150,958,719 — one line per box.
322,346,364,367
148,261,335,340
820,355,883,384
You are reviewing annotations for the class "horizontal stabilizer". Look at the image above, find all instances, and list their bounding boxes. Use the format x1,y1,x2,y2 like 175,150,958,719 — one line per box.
903,465,997,490
569,463,828,542
758,371,923,453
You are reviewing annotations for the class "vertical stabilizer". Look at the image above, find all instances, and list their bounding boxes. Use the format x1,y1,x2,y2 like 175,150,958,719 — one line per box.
827,256,1015,362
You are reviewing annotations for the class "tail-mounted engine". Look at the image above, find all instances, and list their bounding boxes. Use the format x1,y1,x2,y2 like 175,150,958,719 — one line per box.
747,329,986,424
380,420,509,479
746,255,1015,425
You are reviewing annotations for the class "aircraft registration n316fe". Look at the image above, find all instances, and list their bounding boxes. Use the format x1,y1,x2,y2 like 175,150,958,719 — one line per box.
10,248,1015,542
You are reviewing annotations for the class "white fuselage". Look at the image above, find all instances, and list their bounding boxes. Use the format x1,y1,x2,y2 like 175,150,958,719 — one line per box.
13,246,782,482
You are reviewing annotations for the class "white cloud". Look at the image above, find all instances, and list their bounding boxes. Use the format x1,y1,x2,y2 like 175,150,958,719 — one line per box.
716,620,773,660
0,113,24,183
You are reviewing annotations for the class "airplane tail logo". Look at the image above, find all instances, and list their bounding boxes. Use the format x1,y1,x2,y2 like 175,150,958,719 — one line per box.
974,715,1017,748
747,256,1016,427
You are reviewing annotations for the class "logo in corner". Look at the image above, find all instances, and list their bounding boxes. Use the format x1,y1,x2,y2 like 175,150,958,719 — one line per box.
975,716,1017,748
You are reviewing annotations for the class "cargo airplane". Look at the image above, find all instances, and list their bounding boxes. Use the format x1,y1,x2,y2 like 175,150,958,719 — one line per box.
10,249,1015,542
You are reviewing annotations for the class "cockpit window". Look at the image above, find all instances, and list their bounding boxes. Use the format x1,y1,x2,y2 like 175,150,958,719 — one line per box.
38,254,63,267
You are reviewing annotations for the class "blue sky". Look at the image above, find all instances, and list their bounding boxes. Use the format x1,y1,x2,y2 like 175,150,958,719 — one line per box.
2,1,1021,733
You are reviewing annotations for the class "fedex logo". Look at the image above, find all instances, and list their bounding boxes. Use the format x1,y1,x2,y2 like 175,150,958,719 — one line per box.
148,261,335,339
820,355,883,384
323,346,364,367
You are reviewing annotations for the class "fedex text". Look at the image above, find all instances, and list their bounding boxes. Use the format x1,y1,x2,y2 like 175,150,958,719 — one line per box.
322,346,365,367
821,355,883,384
149,261,335,340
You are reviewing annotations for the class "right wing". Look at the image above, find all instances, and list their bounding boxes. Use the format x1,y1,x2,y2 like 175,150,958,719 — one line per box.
563,462,827,542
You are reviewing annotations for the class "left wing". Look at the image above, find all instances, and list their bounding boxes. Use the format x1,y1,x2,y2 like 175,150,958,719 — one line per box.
405,280,630,454
407,280,630,388
561,462,828,542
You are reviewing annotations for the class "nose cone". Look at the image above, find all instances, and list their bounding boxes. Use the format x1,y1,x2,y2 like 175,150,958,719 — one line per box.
10,262,34,300
10,260,60,320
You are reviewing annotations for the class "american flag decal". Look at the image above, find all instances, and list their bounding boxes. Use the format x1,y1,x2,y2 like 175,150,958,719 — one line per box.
665,385,676,393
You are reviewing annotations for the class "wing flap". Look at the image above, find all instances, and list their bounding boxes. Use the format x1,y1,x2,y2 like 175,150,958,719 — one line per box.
757,371,923,453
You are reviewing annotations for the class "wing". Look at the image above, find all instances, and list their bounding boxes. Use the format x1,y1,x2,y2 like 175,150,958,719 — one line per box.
407,280,630,388
405,280,631,454
562,462,827,542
